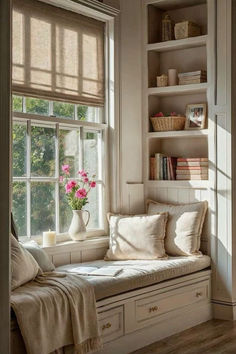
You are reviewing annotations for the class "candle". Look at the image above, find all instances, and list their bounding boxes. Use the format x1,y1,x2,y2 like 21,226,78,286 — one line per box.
43,229,56,247
168,69,178,86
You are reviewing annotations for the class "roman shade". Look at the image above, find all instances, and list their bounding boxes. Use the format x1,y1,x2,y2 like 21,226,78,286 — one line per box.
12,0,105,106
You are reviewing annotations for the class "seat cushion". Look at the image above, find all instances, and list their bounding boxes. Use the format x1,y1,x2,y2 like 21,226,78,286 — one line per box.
56,255,211,301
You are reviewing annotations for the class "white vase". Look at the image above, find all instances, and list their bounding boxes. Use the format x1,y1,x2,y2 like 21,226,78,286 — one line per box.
68,210,90,241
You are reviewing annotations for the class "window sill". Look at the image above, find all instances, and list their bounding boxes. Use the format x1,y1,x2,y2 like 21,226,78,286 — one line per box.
42,235,109,256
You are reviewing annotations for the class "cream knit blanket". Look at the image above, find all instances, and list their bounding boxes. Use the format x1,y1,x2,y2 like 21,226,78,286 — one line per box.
11,273,102,354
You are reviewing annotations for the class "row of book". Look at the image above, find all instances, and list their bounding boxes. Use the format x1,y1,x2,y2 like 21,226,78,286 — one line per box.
150,155,208,180
178,70,207,85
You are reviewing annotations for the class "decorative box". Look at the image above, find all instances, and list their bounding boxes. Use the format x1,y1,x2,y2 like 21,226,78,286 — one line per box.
156,74,168,87
174,21,201,40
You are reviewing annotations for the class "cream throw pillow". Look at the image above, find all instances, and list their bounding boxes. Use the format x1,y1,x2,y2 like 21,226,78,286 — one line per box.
11,234,41,290
104,213,168,261
147,200,208,256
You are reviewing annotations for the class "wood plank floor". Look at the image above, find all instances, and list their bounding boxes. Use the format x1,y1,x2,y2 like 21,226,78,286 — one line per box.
131,320,236,354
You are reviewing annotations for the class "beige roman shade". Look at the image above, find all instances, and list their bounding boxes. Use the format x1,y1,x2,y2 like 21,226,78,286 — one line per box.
12,0,105,106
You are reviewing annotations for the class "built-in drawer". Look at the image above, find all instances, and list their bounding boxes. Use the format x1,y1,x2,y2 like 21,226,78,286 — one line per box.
135,282,208,323
98,306,124,344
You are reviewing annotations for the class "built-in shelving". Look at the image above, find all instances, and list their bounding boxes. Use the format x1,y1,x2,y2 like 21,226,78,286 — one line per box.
147,129,208,139
146,35,207,53
148,83,208,97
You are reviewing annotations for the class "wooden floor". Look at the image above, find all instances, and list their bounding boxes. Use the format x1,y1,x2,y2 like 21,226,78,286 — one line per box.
131,320,236,354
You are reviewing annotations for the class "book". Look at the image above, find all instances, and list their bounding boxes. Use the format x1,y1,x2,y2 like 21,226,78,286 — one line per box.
176,174,208,180
176,166,208,171
65,266,123,277
178,70,207,77
170,157,177,180
176,171,208,176
177,158,208,162
154,153,164,180
179,78,207,85
150,157,155,180
177,162,208,167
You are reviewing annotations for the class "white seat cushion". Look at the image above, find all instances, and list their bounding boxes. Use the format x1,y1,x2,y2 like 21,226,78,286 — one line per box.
57,255,211,300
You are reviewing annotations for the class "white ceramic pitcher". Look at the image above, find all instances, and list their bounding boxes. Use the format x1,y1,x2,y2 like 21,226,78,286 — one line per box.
68,209,90,241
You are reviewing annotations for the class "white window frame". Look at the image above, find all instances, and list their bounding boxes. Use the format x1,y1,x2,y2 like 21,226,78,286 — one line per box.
12,0,119,243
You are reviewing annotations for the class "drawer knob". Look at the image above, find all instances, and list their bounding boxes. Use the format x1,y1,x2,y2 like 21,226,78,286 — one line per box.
102,322,112,331
196,291,203,298
149,306,158,313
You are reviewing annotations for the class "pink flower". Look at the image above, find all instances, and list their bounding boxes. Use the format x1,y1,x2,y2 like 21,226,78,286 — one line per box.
65,180,77,194
170,112,177,116
78,169,87,177
83,177,89,183
90,181,96,188
59,176,64,182
154,112,164,117
75,188,87,199
62,164,70,175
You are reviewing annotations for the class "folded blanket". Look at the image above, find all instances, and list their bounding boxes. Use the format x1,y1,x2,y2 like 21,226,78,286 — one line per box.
11,272,102,354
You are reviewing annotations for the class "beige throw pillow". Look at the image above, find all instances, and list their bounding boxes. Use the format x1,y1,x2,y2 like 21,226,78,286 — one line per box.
104,213,168,261
147,200,208,256
11,234,41,290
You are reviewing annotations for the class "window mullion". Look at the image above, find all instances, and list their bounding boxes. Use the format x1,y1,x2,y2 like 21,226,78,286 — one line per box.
55,123,60,234
79,127,84,171
26,119,31,238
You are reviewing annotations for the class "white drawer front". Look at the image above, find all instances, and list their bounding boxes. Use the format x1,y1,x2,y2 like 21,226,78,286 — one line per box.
136,283,208,323
98,306,124,344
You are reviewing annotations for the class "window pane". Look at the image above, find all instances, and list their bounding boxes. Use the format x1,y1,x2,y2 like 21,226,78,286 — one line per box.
83,131,99,177
31,125,55,177
12,182,27,236
86,183,102,229
31,182,55,235
13,123,27,177
59,184,72,233
53,101,74,119
77,105,102,123
12,95,23,112
26,97,49,115
59,129,80,177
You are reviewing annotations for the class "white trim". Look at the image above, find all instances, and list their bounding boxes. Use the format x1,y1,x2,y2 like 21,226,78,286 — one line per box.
42,235,109,254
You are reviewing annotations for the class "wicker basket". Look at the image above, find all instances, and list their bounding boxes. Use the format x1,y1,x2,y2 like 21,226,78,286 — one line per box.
174,21,201,40
150,116,186,132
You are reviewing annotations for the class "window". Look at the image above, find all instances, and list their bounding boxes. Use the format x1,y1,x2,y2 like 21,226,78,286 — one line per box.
11,0,114,240
12,95,106,238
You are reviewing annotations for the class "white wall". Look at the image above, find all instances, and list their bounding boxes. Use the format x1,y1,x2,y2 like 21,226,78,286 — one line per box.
119,0,144,213
103,0,120,9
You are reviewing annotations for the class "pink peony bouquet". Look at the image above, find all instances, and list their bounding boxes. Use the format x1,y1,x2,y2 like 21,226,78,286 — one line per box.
60,164,96,210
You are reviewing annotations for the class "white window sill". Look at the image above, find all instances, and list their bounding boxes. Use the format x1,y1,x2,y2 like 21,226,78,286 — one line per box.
42,235,109,256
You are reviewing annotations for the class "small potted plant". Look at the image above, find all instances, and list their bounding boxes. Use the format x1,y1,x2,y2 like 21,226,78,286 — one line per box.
60,165,96,240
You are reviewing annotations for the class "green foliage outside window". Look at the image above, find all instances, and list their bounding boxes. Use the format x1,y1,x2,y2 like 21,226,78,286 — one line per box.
12,96,101,236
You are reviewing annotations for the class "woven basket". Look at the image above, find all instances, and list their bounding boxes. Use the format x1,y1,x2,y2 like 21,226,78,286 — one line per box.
150,116,186,132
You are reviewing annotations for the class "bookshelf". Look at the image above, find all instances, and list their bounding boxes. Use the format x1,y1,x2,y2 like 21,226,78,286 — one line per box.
142,0,214,236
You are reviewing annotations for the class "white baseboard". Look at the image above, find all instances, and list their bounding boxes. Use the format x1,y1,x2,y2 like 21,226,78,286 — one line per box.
213,301,236,320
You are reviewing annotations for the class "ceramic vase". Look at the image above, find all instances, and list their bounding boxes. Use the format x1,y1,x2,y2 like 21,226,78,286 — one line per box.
68,209,90,241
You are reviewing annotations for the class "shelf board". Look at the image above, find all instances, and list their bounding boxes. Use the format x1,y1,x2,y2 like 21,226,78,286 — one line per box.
146,35,207,52
147,180,209,189
148,83,208,97
146,0,206,10
148,129,208,139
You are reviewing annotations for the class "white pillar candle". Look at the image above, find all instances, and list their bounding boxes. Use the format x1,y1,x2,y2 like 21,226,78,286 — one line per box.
168,69,178,86
43,229,56,247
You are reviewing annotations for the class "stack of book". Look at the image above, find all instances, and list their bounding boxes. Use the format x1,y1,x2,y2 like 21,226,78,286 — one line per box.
178,70,207,85
176,158,208,180
150,154,177,180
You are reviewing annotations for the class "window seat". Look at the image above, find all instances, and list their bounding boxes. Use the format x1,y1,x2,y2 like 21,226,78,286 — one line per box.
56,255,211,301
11,256,211,354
